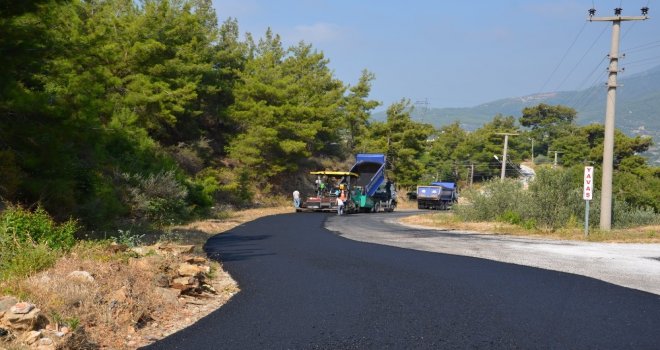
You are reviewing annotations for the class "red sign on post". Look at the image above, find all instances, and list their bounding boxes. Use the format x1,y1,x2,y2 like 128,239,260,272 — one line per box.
583,166,594,200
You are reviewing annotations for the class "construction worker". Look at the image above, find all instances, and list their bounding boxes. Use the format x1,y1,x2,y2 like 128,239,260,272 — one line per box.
292,189,300,208
337,184,347,215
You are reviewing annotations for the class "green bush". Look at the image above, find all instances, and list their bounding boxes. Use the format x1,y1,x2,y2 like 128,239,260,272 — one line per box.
0,205,78,250
454,179,529,222
526,167,584,229
117,170,190,226
0,243,58,281
0,205,78,280
455,167,659,230
613,201,660,228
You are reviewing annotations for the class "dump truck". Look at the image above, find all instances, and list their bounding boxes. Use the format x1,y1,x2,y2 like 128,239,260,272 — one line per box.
348,154,397,213
416,182,457,210
298,171,359,213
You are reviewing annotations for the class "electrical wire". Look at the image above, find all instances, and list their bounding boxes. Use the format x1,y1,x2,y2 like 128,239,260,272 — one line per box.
553,25,608,92
537,21,588,94
622,41,660,54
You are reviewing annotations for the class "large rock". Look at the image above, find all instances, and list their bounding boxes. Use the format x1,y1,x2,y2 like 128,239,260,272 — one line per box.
0,297,18,319
171,277,196,291
20,330,41,345
154,288,180,305
153,273,170,288
10,302,34,314
185,256,208,264
177,263,210,277
67,271,95,284
158,244,195,256
1,305,41,331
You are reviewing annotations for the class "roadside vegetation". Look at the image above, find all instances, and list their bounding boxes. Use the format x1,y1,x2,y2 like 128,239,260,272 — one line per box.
1,0,658,348
402,166,659,242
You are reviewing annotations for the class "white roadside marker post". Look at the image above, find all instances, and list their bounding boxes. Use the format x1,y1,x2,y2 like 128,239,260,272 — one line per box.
583,166,594,237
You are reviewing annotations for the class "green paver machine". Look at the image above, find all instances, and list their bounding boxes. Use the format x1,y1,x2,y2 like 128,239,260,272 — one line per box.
298,171,359,213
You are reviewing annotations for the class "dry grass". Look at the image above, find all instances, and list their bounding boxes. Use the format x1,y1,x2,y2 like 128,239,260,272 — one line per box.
401,211,660,243
0,206,291,349
167,206,294,249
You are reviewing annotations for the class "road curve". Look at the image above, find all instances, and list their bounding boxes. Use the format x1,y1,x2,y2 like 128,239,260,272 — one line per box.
326,210,660,295
145,213,660,349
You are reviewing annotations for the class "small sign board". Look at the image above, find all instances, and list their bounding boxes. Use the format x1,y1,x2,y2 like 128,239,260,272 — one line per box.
583,166,594,200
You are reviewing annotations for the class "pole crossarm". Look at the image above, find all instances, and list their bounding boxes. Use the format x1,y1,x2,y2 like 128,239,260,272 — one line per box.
589,15,648,22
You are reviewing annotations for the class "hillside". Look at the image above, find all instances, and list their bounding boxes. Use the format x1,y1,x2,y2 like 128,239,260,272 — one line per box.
373,65,660,164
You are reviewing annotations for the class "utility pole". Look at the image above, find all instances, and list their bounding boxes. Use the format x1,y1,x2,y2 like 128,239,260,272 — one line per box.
529,137,535,164
496,133,518,181
548,150,562,167
415,98,429,122
470,163,474,187
589,6,649,230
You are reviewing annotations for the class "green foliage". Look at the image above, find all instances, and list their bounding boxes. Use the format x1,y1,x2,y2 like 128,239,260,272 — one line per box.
228,33,345,185
455,167,659,230
1,0,656,235
113,229,145,248
0,205,77,280
454,179,528,222
117,170,190,226
362,99,432,186
612,200,660,228
0,205,78,250
343,70,381,153
526,167,584,229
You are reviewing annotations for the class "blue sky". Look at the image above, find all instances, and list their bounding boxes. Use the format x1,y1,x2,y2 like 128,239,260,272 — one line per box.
211,0,660,110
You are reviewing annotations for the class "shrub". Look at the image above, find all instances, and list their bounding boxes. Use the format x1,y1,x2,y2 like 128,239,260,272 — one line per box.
116,170,190,226
613,201,660,228
0,205,78,250
0,205,78,280
454,179,529,222
455,166,659,230
526,167,584,229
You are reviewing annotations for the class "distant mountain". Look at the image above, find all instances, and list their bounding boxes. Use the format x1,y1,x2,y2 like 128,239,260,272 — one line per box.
372,65,660,164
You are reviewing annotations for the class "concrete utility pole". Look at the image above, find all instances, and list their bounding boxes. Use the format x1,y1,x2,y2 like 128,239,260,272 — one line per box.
548,150,562,167
496,133,518,181
589,6,649,230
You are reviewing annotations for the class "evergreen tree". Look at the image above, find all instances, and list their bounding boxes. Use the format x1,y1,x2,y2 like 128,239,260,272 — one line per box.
342,70,380,153
228,31,345,186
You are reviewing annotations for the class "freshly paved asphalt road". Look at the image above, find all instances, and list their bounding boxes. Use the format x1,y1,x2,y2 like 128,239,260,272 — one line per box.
147,213,660,349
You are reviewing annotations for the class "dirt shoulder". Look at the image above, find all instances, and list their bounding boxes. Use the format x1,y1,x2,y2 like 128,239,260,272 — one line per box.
399,211,660,243
0,206,293,350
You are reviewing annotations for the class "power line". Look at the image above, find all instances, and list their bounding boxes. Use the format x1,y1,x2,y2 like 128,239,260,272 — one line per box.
553,25,608,91
537,22,588,94
621,39,660,52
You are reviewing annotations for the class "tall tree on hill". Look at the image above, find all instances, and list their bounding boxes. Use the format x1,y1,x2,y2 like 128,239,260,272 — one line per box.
424,122,468,183
519,104,577,156
227,30,345,186
361,100,432,186
342,70,380,153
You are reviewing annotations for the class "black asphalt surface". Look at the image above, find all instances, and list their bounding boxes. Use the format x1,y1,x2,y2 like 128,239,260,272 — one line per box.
146,213,660,349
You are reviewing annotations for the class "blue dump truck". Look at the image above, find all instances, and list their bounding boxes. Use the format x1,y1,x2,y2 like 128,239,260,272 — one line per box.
348,154,397,213
416,182,458,210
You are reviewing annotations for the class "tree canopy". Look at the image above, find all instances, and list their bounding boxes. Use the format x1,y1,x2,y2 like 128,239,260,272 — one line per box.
0,0,657,230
